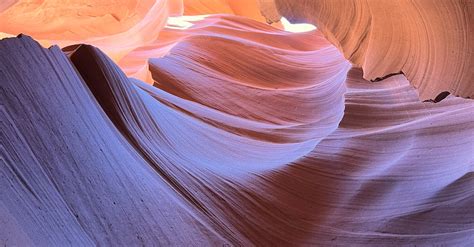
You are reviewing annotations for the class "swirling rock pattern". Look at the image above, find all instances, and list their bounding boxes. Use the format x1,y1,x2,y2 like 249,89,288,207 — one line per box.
1,3,474,247
0,0,177,61
260,0,474,100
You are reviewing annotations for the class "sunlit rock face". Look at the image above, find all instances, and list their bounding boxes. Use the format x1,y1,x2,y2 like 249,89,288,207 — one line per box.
1,1,473,246
182,0,261,20
0,0,177,60
260,0,474,100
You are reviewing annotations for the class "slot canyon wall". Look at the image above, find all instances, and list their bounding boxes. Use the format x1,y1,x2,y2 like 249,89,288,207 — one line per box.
1,0,473,246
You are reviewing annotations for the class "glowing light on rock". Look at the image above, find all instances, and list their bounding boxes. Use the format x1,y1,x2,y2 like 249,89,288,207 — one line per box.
1,1,473,246
280,17,316,33
166,15,210,29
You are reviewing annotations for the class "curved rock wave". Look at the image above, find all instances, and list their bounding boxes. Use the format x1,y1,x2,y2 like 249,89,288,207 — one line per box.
260,0,474,100
1,13,473,247
118,14,312,83
0,0,177,61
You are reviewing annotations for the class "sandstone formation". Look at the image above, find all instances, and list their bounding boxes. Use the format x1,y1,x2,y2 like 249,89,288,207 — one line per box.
1,1,473,246
260,0,474,100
